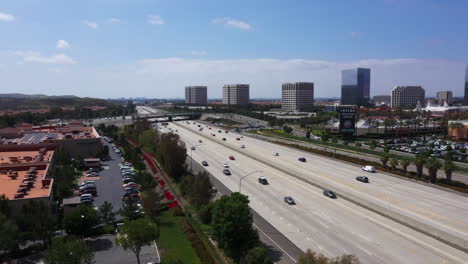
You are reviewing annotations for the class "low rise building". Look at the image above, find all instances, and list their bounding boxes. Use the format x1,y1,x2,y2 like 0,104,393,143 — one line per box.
448,120,468,140
0,148,54,214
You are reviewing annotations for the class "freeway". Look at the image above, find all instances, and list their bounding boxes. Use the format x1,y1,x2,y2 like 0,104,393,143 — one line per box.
160,122,468,264
176,121,468,247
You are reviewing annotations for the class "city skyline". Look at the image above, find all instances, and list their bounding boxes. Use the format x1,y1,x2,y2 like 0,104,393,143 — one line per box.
1,1,468,98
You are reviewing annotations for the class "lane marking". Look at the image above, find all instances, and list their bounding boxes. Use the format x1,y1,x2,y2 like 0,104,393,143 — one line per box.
253,222,298,263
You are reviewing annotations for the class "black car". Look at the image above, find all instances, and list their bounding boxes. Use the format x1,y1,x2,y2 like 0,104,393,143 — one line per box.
222,138,226,141
258,177,268,185
298,157,307,162
223,169,231,175
202,161,209,166
356,176,369,183
323,190,337,199
284,196,295,205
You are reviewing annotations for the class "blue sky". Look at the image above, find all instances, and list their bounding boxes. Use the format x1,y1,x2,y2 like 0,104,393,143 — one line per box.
0,0,467,98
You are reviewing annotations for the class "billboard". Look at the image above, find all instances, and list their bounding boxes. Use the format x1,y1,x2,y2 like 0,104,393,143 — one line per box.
339,107,356,134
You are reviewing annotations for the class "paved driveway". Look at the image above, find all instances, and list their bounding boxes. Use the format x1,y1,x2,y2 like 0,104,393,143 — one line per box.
93,141,124,211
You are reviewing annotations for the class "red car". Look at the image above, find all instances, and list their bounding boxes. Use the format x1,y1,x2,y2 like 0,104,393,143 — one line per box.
236,138,240,141
229,156,235,160
122,183,139,189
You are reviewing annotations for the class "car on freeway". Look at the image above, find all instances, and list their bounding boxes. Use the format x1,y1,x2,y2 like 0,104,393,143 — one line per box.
236,138,240,140
212,134,216,136
298,157,307,162
223,169,231,175
273,152,279,156
229,156,235,160
323,190,337,199
222,138,226,141
225,131,228,133
284,196,295,205
356,176,369,183
218,130,222,133
202,161,209,166
191,146,196,150
241,145,245,148
222,162,229,168
199,140,203,143
258,176,268,185
362,166,376,173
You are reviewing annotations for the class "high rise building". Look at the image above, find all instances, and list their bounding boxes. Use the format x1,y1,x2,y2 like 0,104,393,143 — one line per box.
185,86,207,105
373,95,391,106
391,86,425,108
341,68,371,106
281,82,314,111
222,84,249,105
436,91,453,105
465,67,468,104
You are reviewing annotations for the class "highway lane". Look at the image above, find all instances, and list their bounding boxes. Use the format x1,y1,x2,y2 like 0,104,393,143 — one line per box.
177,121,468,247
159,123,468,264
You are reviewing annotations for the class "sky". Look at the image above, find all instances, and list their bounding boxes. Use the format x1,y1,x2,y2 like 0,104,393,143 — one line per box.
0,0,468,99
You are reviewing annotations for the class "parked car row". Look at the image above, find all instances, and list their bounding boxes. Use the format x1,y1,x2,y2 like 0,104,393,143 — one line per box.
79,181,97,204
119,161,144,216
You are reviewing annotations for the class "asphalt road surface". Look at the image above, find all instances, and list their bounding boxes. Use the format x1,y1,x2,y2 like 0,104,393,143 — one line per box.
190,156,303,264
158,122,468,264
93,141,123,211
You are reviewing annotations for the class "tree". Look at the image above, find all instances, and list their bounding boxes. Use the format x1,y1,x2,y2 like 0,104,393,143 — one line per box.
211,193,259,261
199,204,213,224
44,236,94,264
0,213,19,255
116,217,159,264
298,249,360,264
119,198,143,220
282,125,293,134
17,200,56,247
0,194,9,217
354,142,362,147
180,172,216,209
321,133,330,142
158,133,187,182
369,140,377,150
425,157,442,183
241,247,273,264
414,154,427,178
141,189,164,222
380,154,390,168
401,160,410,173
63,205,100,238
134,172,157,192
389,158,399,171
443,157,456,184
99,201,116,225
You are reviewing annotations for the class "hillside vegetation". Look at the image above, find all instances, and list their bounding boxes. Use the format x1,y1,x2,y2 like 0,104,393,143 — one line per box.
0,97,116,110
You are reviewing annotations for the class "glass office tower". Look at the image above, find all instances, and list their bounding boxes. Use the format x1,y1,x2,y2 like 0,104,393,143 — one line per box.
341,68,370,106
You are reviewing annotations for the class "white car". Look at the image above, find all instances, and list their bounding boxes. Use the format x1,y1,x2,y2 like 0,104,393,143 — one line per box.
362,166,376,173
222,162,229,168
273,152,279,156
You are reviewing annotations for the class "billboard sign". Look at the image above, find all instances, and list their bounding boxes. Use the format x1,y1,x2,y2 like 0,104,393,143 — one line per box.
339,107,356,134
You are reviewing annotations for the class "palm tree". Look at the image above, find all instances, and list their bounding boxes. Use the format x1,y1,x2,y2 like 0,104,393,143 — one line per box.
443,157,456,184
401,160,410,174
374,120,380,134
380,154,390,168
449,122,464,140
414,154,427,178
390,158,399,171
425,157,442,183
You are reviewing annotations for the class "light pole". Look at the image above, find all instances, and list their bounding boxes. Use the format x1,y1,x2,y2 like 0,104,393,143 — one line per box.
190,143,204,174
239,170,263,193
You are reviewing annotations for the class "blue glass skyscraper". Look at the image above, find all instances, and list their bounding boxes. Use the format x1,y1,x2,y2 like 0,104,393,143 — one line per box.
341,68,371,106
465,67,468,104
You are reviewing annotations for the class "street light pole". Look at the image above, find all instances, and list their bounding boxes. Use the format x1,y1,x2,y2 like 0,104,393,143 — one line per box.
239,170,263,193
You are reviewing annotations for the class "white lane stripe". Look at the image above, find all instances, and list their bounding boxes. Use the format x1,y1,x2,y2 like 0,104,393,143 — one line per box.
253,222,298,263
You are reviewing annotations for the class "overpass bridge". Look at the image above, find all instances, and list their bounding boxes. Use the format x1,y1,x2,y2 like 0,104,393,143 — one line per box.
137,113,202,122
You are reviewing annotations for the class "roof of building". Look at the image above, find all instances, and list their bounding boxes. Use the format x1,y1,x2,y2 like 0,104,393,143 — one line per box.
0,149,54,200
0,126,99,145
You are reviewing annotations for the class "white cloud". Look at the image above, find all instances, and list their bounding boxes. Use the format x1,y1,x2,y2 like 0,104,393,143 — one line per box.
0,12,15,22
14,51,75,64
191,50,208,56
212,17,251,30
108,18,120,23
148,15,164,25
82,20,98,29
56,40,70,49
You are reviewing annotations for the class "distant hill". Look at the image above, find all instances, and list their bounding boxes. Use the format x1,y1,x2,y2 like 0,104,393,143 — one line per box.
0,95,118,111
0,93,78,99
